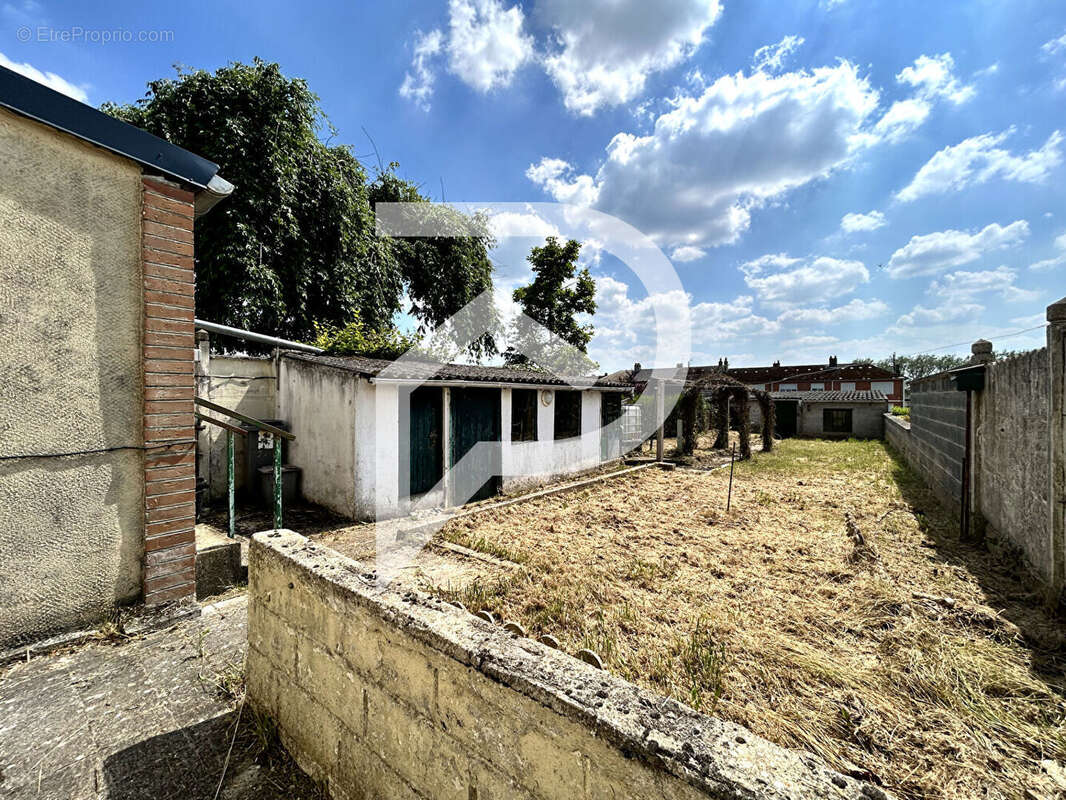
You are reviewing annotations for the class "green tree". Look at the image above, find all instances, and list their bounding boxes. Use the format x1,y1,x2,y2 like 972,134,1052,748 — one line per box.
103,60,495,355
872,353,968,381
505,237,597,372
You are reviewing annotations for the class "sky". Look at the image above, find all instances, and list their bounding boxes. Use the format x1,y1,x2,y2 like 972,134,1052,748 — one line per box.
2,0,1065,371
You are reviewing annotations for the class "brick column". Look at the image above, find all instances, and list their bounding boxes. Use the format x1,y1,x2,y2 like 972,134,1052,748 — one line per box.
142,177,197,604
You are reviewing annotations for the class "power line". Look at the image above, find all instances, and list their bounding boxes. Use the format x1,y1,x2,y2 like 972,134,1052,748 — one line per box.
897,322,1048,359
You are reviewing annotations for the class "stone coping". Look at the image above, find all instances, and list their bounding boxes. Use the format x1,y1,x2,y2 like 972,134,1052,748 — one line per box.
252,529,890,800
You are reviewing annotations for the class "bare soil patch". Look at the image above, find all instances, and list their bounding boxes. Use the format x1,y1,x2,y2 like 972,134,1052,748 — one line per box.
434,438,1066,800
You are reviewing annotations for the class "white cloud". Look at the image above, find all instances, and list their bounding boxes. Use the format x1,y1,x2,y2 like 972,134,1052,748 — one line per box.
741,254,870,309
896,302,984,327
1029,232,1066,271
536,0,722,115
488,210,561,240
399,0,531,107
869,98,931,144
0,51,87,102
670,245,706,262
897,52,974,105
840,210,886,233
866,53,974,145
447,0,533,91
399,30,444,111
528,61,880,248
777,297,889,326
752,35,804,74
885,220,1029,278
896,128,1064,202
928,266,1039,303
1043,32,1066,57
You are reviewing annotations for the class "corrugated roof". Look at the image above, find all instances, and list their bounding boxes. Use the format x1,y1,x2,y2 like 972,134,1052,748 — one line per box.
283,352,631,388
770,390,888,402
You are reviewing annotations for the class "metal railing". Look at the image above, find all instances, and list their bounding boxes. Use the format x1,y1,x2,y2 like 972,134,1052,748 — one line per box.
194,397,296,535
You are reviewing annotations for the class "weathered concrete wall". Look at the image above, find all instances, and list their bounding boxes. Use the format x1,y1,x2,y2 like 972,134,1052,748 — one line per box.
503,389,605,493
902,374,967,511
0,109,145,647
799,402,885,438
975,349,1052,582
278,357,359,518
196,354,277,500
883,414,914,464
248,529,886,800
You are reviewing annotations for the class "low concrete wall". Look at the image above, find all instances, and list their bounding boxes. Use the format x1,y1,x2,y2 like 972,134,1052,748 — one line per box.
248,530,885,800
975,349,1052,582
196,354,277,500
883,414,913,464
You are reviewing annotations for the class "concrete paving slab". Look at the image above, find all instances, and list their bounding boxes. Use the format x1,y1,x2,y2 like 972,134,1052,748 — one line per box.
0,594,320,799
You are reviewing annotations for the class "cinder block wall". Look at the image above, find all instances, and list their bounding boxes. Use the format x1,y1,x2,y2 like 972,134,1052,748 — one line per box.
975,349,1051,581
196,354,277,500
247,530,884,800
904,374,967,511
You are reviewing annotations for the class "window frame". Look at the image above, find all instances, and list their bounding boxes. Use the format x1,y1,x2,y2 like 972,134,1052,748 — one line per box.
553,390,582,440
823,408,853,434
510,389,538,442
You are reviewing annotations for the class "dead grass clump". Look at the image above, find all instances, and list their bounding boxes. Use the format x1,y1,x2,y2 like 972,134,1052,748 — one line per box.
433,438,1066,800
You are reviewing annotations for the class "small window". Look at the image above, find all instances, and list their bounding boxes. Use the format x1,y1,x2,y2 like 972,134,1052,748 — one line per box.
554,391,582,439
511,389,538,442
809,382,824,390
823,408,853,434
779,383,798,391
840,382,856,391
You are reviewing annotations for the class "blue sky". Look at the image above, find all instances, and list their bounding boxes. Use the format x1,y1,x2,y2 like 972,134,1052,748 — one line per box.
2,0,1064,370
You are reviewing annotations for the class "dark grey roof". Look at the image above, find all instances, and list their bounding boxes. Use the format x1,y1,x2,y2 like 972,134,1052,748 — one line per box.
284,352,630,389
770,390,888,402
0,65,222,190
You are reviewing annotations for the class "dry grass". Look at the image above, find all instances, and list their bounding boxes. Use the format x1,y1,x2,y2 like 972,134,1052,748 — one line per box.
434,438,1066,800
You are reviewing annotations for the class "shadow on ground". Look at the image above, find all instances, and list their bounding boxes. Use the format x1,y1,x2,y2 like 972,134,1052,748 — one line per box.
884,444,1066,684
101,710,321,800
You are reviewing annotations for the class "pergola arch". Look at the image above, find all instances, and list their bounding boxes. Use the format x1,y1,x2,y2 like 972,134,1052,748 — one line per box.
677,373,774,460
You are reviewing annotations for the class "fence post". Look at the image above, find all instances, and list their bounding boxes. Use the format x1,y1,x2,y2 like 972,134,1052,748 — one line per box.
1048,297,1066,603
227,430,235,538
273,434,283,531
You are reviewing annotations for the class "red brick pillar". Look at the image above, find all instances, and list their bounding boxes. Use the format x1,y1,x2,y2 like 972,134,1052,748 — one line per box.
142,177,197,604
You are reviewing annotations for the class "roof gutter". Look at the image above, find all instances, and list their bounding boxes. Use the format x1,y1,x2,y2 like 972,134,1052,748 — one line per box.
368,377,630,391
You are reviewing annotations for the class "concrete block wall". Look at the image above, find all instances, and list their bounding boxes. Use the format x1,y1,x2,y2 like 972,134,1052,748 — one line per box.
904,374,967,511
196,353,278,500
975,348,1052,582
247,529,885,800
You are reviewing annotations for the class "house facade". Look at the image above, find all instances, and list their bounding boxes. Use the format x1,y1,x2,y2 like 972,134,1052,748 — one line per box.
724,356,904,404
277,353,630,520
0,66,230,648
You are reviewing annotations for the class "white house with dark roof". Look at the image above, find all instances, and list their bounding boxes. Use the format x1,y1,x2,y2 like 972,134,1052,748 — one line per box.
277,352,631,520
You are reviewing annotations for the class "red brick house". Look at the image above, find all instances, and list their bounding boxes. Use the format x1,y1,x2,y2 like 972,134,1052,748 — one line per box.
725,356,905,404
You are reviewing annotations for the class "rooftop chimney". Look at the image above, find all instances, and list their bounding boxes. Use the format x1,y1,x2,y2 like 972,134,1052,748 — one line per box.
772,359,780,368
829,355,838,367
633,362,642,373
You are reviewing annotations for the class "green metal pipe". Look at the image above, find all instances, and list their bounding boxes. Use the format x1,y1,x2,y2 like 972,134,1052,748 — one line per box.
273,435,283,530
227,430,235,538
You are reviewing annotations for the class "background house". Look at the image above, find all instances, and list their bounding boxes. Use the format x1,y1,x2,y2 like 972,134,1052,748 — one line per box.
0,66,230,648
770,390,889,438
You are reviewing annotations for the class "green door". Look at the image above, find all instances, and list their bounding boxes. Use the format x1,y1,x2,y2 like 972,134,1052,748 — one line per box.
403,387,443,497
449,387,501,503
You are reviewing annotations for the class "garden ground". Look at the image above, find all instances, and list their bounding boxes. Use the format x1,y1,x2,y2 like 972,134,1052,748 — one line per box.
432,438,1066,800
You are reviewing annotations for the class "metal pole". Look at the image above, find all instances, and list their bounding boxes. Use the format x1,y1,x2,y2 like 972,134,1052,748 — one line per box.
726,443,736,512
273,435,283,530
227,430,235,538
656,379,665,462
